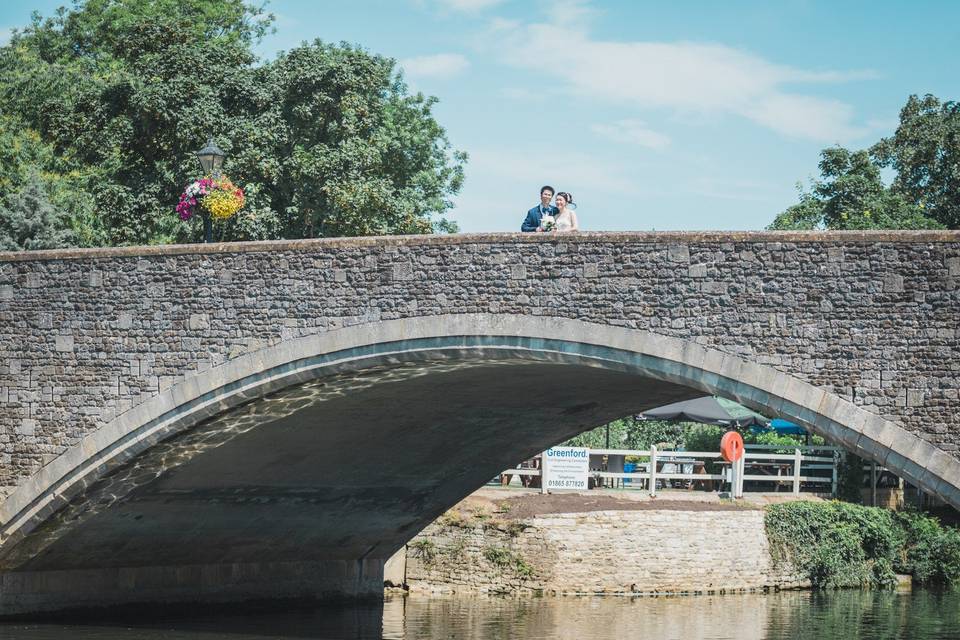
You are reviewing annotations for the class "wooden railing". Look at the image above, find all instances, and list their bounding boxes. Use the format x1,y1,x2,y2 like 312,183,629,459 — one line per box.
498,444,842,497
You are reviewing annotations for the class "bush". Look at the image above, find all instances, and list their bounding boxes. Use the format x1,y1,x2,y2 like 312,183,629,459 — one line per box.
767,501,960,590
895,510,960,586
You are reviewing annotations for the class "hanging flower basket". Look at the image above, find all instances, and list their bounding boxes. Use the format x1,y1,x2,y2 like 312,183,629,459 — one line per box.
176,176,245,222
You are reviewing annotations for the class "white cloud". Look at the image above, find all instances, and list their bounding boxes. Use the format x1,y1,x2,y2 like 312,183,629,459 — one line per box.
400,53,470,79
591,119,670,150
545,0,598,27
0,28,11,47
488,8,873,142
434,0,507,12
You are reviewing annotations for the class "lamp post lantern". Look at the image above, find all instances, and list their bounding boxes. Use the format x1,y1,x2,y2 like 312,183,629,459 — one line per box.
194,138,226,243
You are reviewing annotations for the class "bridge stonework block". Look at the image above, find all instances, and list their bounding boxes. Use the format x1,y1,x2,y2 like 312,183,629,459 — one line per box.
946,256,960,276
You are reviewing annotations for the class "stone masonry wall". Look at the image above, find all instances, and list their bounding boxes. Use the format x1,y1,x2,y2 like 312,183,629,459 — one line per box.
404,507,805,594
1,232,959,497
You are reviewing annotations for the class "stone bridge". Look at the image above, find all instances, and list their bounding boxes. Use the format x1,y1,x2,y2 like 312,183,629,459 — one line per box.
0,231,959,614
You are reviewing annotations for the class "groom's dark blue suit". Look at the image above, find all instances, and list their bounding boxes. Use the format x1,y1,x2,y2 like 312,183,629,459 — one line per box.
521,204,558,232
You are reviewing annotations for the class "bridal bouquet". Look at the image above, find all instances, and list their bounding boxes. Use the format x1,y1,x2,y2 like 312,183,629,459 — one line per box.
176,176,245,222
541,215,556,232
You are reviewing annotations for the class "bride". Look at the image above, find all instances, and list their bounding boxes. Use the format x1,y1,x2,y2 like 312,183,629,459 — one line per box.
553,192,579,232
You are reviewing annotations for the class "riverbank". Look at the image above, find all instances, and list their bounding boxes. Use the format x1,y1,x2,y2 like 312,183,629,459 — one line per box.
390,489,811,595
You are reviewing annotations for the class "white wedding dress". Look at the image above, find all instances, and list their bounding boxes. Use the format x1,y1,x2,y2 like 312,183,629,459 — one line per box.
554,209,576,231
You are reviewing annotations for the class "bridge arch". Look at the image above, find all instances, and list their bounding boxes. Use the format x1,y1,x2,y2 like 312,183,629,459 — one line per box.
4,313,958,548
0,313,957,613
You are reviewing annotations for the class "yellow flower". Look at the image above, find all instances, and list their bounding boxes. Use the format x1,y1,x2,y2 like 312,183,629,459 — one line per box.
200,177,245,220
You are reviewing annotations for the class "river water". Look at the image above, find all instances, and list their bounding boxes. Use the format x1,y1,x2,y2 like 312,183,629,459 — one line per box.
1,589,958,639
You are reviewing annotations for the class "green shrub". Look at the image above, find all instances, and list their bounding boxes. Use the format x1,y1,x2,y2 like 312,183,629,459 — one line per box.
768,501,960,590
895,510,960,586
766,501,903,588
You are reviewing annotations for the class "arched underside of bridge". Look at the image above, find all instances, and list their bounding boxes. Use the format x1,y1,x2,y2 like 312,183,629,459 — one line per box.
0,314,957,615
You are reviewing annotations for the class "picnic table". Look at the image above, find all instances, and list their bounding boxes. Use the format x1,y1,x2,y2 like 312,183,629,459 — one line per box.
622,457,711,490
746,460,795,491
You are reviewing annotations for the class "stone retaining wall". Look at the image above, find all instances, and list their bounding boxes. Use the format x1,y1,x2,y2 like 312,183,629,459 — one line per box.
403,508,806,595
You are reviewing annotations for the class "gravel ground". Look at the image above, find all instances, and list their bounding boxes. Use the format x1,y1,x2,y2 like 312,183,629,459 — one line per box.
447,488,819,521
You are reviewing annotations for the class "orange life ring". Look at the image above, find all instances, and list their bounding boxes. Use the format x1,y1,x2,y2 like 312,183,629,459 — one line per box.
720,431,744,462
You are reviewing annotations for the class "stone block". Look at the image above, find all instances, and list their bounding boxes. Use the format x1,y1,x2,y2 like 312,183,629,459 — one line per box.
17,419,36,437
883,274,904,293
668,245,690,263
511,264,526,280
55,335,74,352
826,247,844,262
701,282,728,295
0,284,14,300
946,256,960,276
189,314,210,330
906,389,924,407
687,264,707,278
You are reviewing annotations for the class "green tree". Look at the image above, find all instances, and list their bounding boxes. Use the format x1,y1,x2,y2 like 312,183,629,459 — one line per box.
562,418,685,450
0,173,76,250
872,94,960,229
0,113,104,246
769,147,943,231
0,0,464,247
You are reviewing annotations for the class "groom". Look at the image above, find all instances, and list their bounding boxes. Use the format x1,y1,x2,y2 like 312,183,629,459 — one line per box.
521,185,557,232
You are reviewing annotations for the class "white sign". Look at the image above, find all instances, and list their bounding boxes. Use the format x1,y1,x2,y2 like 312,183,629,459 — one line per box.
543,447,589,491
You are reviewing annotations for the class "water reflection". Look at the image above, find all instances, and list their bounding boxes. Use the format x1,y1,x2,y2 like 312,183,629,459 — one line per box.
0,590,958,639
385,593,771,640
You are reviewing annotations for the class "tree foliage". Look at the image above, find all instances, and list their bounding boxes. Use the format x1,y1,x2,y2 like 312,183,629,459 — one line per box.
563,416,821,454
769,147,943,231
0,0,464,247
769,93,957,231
0,172,76,250
873,94,960,229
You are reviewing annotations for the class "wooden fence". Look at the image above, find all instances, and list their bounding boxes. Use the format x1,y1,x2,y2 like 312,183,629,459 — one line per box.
499,444,843,498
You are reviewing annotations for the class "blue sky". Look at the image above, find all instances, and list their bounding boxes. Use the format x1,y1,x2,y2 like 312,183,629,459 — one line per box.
2,0,958,232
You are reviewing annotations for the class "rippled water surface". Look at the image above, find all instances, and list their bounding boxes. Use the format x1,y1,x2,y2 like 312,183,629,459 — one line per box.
2,589,958,639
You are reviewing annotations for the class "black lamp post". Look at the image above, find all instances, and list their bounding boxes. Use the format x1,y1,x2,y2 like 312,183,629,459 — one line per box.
194,138,226,243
